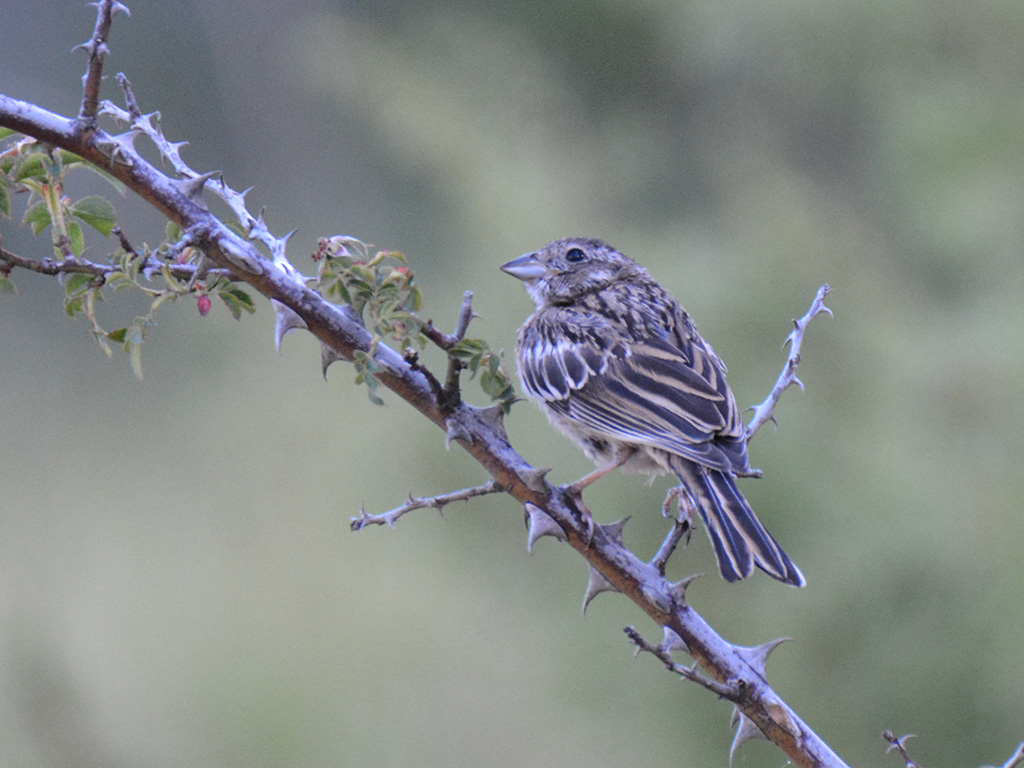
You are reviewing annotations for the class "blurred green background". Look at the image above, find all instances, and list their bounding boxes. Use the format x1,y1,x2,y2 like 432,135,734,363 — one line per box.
2,1,1023,766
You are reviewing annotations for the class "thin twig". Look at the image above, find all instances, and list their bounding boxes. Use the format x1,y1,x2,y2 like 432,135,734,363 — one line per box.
624,626,736,698
746,284,832,441
420,290,476,351
350,480,504,530
651,519,691,576
416,291,478,409
114,72,142,119
102,81,295,277
648,486,692,574
882,731,922,768
110,226,139,259
0,244,225,283
985,743,1024,768
76,0,129,124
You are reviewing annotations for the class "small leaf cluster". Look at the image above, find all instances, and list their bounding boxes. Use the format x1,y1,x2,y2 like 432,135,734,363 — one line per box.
315,235,425,348
0,132,256,377
315,235,427,403
0,129,119,258
313,235,516,410
448,338,516,413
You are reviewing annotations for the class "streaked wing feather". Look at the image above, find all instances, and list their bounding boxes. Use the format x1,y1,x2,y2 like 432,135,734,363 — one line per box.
519,325,742,469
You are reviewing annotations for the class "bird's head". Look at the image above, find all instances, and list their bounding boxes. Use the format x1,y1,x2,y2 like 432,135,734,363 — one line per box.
501,238,645,308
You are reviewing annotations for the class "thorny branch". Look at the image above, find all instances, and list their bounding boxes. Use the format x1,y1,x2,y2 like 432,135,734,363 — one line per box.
650,519,691,576
0,242,227,284
350,480,504,530
624,625,734,697
746,283,832,441
882,733,1024,768
991,743,1024,768
419,290,476,351
883,732,923,768
75,0,129,123
0,4,847,767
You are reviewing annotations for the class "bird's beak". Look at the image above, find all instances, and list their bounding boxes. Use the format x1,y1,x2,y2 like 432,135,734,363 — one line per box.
500,252,547,282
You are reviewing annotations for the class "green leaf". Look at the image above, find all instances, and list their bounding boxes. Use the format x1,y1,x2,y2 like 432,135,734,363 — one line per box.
41,153,62,179
406,284,422,311
106,328,128,343
69,195,117,236
22,200,50,234
217,287,256,320
129,338,144,380
0,276,16,295
0,182,9,218
14,154,46,182
67,220,84,257
223,287,255,312
0,127,16,141
65,272,95,297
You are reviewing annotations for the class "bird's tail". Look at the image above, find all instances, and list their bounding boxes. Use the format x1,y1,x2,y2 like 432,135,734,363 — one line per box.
671,458,805,587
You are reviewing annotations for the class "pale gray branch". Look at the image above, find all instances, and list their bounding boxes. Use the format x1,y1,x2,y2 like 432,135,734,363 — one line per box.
746,284,832,440
350,480,504,530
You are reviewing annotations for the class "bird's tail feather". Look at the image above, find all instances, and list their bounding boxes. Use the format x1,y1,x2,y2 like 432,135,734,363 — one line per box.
672,458,805,587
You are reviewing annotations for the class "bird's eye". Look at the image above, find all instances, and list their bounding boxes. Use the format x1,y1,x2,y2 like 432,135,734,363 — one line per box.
565,247,586,263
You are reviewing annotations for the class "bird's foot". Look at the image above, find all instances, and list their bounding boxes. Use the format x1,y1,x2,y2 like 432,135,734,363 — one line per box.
560,484,596,546
662,485,694,545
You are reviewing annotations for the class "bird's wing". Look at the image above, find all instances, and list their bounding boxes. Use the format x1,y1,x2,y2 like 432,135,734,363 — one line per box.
518,314,747,472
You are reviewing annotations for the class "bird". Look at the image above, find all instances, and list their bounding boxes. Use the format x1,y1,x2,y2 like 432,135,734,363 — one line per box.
501,237,804,586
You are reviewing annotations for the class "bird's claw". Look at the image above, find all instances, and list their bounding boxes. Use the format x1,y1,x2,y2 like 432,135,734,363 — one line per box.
561,484,596,546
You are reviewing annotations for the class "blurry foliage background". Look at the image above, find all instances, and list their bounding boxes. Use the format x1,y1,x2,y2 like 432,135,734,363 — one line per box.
2,1,1023,766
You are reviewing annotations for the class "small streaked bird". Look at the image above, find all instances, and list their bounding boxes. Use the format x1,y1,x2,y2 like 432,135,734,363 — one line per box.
501,238,804,586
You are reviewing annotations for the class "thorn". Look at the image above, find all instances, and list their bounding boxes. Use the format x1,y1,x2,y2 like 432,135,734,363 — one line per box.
519,466,551,493
465,403,507,434
734,637,791,679
525,503,567,553
883,731,917,756
582,563,619,614
666,573,703,605
444,417,473,449
661,626,688,654
271,299,308,352
321,341,347,378
178,170,221,204
729,710,767,766
595,516,630,546
271,229,298,263
164,139,189,165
